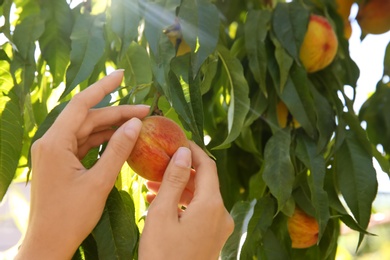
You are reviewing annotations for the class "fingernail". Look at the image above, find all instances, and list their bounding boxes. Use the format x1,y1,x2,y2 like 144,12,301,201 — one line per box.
116,69,125,72
124,118,142,137
174,147,191,168
135,104,151,109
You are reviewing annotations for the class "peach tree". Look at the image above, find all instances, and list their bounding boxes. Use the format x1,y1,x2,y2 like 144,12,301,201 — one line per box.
0,0,389,259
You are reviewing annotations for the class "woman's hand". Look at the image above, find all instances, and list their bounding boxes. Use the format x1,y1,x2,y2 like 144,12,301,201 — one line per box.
139,142,234,260
16,70,150,260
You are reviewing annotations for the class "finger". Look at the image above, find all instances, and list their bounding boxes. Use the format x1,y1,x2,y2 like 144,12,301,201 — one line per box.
77,129,115,159
145,169,195,194
145,192,156,204
148,147,192,218
77,105,150,138
53,70,125,135
190,142,220,197
146,193,187,215
145,181,194,207
91,117,143,187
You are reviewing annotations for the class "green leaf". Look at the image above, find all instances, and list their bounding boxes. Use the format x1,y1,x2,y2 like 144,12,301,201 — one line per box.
221,200,256,260
318,216,339,260
81,147,100,169
73,234,98,260
240,197,276,259
244,88,268,128
271,1,309,61
167,68,204,146
199,56,218,95
212,45,250,149
324,172,373,236
13,13,45,61
1,0,13,41
149,34,176,99
143,0,180,56
263,229,290,260
262,128,294,211
371,146,390,176
280,65,317,138
188,73,205,145
63,12,106,98
38,0,73,87
178,0,220,75
245,9,271,97
92,188,139,259
119,42,153,87
343,110,373,156
309,82,335,152
270,33,293,92
295,133,330,241
359,83,390,154
384,41,390,76
108,0,140,58
0,87,23,201
11,12,45,100
213,148,243,211
169,54,204,146
334,130,378,248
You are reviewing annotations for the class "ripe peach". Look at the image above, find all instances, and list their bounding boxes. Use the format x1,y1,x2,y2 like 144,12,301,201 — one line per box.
343,20,352,39
276,101,301,128
127,116,189,181
357,0,390,35
299,14,339,73
335,0,354,20
287,207,319,249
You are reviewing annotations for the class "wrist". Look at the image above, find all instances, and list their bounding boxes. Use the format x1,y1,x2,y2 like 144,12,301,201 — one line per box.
15,229,77,260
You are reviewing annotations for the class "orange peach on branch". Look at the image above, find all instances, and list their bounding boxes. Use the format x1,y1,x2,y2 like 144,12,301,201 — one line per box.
335,0,354,20
276,101,301,128
287,207,319,249
357,0,390,35
299,14,339,73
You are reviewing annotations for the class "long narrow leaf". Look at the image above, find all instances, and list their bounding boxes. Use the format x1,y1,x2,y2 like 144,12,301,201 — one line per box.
295,133,330,241
63,13,106,98
213,45,250,149
0,87,23,201
178,0,220,75
245,9,271,97
240,197,276,259
92,188,139,259
109,0,140,58
118,42,153,87
334,130,378,248
262,128,294,211
39,0,73,87
221,200,256,260
271,1,309,61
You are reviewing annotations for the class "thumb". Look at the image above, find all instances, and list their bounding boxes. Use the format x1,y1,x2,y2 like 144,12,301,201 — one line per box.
150,147,192,216
92,117,143,185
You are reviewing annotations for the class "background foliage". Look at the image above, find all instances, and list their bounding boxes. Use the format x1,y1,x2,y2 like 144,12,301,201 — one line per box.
0,0,389,259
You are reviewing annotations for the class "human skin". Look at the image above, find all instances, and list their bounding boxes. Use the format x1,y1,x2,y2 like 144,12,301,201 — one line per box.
139,142,235,260
15,70,149,259
15,70,234,259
